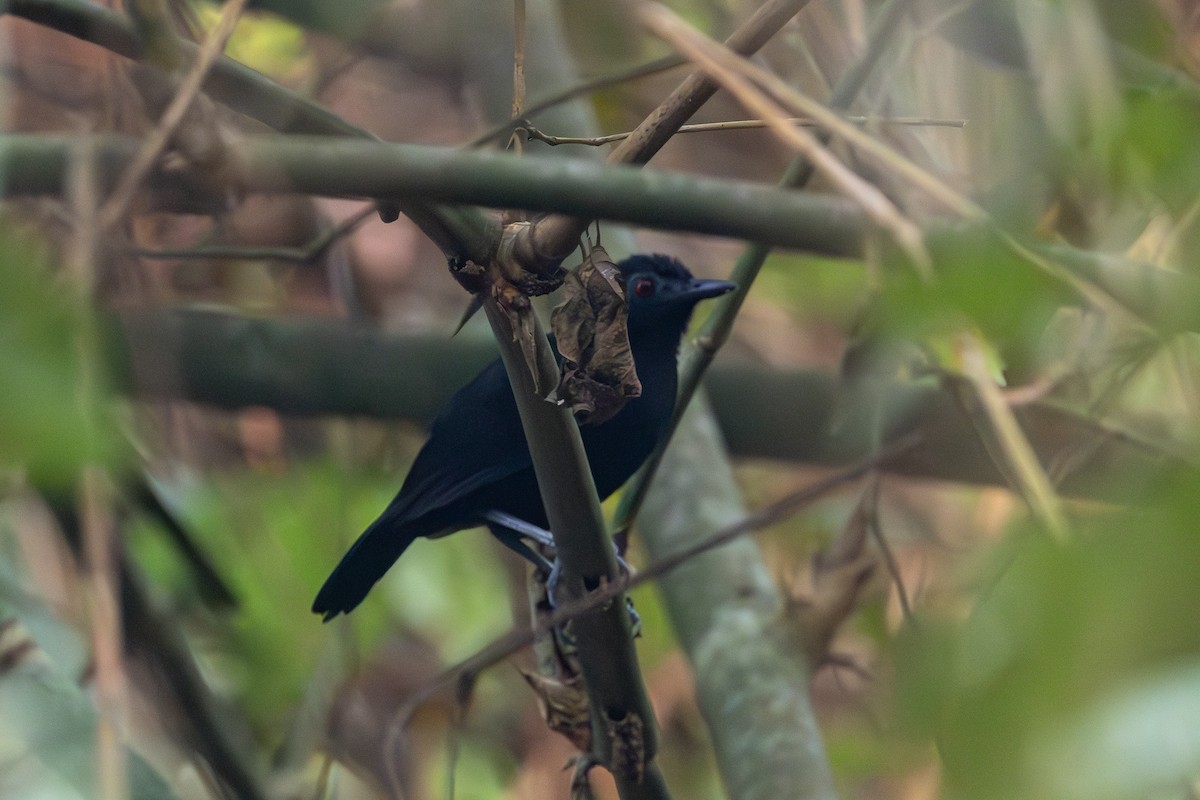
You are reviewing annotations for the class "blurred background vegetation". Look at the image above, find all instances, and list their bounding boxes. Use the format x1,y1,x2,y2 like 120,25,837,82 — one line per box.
2,0,1200,798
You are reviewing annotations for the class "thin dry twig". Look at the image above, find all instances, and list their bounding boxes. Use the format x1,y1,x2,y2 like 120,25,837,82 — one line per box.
97,0,248,231
522,116,968,146
510,0,528,155
862,477,914,620
798,481,880,661
82,471,127,800
639,2,933,277
612,0,923,547
467,54,689,148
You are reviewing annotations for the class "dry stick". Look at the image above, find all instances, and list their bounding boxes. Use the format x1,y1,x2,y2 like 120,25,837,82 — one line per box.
510,0,527,155
863,476,914,620
381,439,915,753
82,472,128,800
605,0,815,165
67,140,127,800
466,54,689,148
478,2,821,792
523,115,967,146
479,294,667,798
630,10,1105,544
640,2,932,276
3,0,489,260
801,477,878,661
96,0,248,232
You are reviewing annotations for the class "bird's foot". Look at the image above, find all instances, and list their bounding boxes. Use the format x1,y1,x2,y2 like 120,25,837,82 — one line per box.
484,511,555,573
546,557,564,608
483,510,555,548
545,540,637,610
609,549,641,636
482,511,638,633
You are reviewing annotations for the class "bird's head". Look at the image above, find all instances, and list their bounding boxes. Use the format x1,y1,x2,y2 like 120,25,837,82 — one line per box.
617,254,735,339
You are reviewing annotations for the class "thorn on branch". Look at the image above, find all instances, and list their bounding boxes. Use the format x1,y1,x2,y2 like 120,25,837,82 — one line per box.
376,200,402,223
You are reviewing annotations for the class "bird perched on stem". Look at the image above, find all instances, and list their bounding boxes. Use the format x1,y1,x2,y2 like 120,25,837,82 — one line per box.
313,254,733,620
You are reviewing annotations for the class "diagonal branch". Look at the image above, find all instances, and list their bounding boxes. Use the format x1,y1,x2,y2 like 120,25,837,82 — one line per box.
522,115,967,146
96,0,247,231
467,54,689,148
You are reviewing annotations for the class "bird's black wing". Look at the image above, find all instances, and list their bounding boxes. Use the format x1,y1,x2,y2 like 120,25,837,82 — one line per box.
314,356,534,619
383,356,534,526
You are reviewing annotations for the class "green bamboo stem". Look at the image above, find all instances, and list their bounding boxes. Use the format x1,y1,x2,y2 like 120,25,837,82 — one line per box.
0,133,868,258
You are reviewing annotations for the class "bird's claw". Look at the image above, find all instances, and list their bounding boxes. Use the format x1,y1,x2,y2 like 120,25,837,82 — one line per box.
483,510,639,633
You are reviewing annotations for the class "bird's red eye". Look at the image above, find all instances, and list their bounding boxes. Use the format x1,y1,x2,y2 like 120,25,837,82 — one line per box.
632,277,655,298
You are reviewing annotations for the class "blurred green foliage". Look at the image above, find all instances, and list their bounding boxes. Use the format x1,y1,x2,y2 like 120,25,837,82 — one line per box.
1093,0,1172,58
880,226,1071,353
204,5,311,80
243,0,390,43
0,223,122,489
893,470,1200,800
130,459,514,733
0,570,173,798
757,252,870,329
0,636,178,800
1115,88,1200,212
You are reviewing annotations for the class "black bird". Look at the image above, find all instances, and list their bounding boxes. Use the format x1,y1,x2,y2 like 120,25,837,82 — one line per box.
313,255,734,620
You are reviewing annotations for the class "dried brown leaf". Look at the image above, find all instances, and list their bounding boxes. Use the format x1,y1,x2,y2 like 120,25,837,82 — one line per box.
794,487,880,661
520,669,593,751
493,280,542,393
550,245,641,424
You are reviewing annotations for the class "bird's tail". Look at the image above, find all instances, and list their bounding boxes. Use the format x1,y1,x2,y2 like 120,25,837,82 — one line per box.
311,515,418,621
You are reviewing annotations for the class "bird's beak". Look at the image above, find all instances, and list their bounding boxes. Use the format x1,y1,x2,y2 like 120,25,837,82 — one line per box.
682,279,736,302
